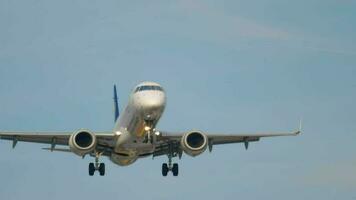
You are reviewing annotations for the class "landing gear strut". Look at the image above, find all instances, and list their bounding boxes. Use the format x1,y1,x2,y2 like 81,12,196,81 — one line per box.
143,120,156,144
162,152,179,177
89,152,105,176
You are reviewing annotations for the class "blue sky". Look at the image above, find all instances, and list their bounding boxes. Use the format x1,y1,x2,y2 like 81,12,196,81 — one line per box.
0,0,355,199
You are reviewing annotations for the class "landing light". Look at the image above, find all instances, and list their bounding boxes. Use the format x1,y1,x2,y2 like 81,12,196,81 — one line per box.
155,131,160,136
144,126,151,131
115,131,122,136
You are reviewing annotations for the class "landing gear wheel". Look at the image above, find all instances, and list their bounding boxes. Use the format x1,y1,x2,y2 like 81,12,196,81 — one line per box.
172,163,179,176
99,163,105,176
162,163,168,177
89,163,95,176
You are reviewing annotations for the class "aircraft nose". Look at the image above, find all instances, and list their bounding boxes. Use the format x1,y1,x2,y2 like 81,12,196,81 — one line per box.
143,93,165,109
140,93,166,120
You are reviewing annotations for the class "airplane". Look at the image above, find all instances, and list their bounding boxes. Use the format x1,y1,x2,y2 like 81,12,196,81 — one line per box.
0,81,301,176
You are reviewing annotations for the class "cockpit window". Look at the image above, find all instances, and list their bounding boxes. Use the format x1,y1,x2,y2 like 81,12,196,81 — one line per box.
134,85,163,93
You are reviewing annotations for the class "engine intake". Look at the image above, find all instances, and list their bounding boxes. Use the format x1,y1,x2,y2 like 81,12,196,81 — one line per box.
69,130,97,156
181,131,208,157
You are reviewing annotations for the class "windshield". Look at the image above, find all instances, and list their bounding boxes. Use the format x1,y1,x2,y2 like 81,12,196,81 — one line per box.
134,85,163,93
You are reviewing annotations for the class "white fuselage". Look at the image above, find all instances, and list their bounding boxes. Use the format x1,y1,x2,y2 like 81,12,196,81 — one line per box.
110,82,166,166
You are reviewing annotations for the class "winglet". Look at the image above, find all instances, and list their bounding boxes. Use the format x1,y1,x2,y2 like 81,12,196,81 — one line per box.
295,118,302,135
113,85,119,122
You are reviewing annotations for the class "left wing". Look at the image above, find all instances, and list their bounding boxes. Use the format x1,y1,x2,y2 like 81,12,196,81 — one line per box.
153,125,301,158
159,130,300,144
205,130,300,146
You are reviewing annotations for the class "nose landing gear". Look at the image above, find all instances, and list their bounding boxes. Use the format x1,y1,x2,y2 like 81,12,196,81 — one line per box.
143,120,156,144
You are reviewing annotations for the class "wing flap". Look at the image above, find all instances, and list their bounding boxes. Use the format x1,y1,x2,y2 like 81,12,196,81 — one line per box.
42,147,72,152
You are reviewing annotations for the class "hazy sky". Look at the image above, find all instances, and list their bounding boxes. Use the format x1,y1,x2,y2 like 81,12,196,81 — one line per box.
0,0,355,199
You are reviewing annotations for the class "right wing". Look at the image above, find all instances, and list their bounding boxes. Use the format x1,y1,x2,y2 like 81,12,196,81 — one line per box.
0,131,115,153
0,131,72,148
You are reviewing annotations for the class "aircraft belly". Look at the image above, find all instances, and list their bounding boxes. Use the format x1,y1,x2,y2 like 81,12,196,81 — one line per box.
110,154,138,166
110,143,155,166
112,130,155,166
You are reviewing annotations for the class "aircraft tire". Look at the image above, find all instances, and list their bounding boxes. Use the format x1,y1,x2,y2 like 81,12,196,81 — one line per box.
172,163,179,176
89,163,95,176
162,163,168,176
99,163,105,176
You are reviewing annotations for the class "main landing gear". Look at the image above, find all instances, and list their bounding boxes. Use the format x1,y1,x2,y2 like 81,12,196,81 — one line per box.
162,154,179,177
89,152,105,176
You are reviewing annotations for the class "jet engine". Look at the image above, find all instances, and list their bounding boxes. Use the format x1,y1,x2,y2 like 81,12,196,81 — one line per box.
69,130,97,156
180,131,208,157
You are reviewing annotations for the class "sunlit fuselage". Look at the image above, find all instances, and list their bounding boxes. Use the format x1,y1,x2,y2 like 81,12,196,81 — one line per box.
110,82,166,166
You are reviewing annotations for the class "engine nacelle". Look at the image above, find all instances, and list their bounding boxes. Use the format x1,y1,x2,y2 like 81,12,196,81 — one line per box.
180,131,208,157
69,130,97,156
